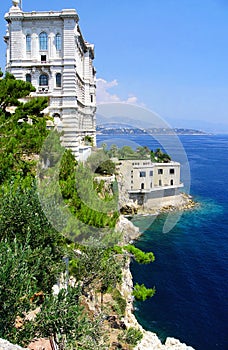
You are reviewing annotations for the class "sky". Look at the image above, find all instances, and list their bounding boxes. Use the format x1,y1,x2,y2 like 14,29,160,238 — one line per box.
1,0,228,132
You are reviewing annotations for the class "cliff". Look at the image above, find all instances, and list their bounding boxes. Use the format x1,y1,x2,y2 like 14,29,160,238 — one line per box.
120,258,195,350
115,214,195,349
115,215,140,244
0,216,195,350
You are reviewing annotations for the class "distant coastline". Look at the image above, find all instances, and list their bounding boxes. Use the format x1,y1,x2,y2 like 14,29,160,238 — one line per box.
96,126,209,135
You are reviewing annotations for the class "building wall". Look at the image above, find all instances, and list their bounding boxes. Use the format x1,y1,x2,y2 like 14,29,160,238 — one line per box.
4,2,96,160
117,159,183,208
117,159,182,191
130,190,184,209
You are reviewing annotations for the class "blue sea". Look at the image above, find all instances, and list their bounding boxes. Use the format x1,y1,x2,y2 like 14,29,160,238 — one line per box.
97,134,228,350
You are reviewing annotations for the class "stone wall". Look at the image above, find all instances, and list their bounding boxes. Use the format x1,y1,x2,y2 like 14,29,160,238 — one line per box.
140,193,187,210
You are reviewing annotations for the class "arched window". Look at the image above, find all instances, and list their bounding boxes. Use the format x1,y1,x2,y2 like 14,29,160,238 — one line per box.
39,32,48,51
56,73,61,87
55,33,61,51
26,73,31,83
39,74,48,86
26,34,31,52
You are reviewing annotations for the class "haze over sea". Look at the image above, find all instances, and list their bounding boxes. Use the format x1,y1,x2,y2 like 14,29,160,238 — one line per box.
97,134,228,350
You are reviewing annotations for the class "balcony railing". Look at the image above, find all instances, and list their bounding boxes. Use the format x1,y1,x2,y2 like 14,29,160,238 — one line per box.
38,86,49,93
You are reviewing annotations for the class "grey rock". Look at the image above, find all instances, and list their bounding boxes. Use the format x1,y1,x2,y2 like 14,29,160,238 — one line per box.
0,338,28,350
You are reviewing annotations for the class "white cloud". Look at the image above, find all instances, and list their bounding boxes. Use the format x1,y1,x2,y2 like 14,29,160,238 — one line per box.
125,95,138,104
96,78,142,106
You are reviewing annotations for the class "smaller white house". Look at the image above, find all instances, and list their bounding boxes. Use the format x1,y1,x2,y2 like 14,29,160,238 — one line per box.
117,159,184,209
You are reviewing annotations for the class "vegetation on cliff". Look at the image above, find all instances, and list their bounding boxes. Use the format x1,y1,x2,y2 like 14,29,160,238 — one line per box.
0,72,156,349
103,143,171,162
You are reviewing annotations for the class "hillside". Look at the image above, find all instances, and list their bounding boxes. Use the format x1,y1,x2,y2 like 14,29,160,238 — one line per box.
96,126,207,135
0,72,156,349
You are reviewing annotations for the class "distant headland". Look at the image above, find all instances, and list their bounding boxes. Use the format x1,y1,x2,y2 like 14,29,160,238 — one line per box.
97,126,209,135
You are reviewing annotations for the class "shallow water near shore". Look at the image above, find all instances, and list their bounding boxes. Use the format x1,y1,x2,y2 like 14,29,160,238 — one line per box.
98,134,228,350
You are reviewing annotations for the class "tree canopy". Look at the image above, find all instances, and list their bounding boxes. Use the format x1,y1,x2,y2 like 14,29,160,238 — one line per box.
0,72,36,115
106,144,171,162
0,72,49,183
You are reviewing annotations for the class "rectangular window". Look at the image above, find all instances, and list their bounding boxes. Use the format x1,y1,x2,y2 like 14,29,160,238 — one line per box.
56,73,61,87
39,32,48,51
140,171,146,177
55,33,62,51
26,74,31,83
158,169,163,175
170,168,175,174
159,179,162,186
150,170,153,176
26,35,31,52
41,55,46,62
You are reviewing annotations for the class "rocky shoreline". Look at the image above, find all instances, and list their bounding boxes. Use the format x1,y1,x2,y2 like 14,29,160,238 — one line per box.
117,194,197,350
121,193,198,216
120,257,195,350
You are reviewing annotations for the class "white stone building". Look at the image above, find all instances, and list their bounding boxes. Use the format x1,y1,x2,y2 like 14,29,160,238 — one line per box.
4,0,96,160
117,159,184,209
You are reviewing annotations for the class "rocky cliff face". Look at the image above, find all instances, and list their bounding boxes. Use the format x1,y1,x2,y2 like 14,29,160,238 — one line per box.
115,215,140,244
120,258,195,350
116,211,196,349
116,173,139,215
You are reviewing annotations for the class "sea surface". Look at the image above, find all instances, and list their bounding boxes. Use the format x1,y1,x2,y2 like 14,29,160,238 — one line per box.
97,134,228,350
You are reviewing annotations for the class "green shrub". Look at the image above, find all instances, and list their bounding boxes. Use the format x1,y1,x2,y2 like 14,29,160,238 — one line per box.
124,245,155,264
133,283,156,301
95,159,116,175
118,327,143,347
112,289,127,317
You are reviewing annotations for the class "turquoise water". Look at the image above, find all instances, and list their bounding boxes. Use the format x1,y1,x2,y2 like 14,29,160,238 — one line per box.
97,134,228,350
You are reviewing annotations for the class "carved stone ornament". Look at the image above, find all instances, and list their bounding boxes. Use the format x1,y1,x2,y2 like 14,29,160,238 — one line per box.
12,0,19,7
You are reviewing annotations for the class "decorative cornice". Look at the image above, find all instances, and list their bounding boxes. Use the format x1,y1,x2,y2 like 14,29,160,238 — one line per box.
5,9,79,23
